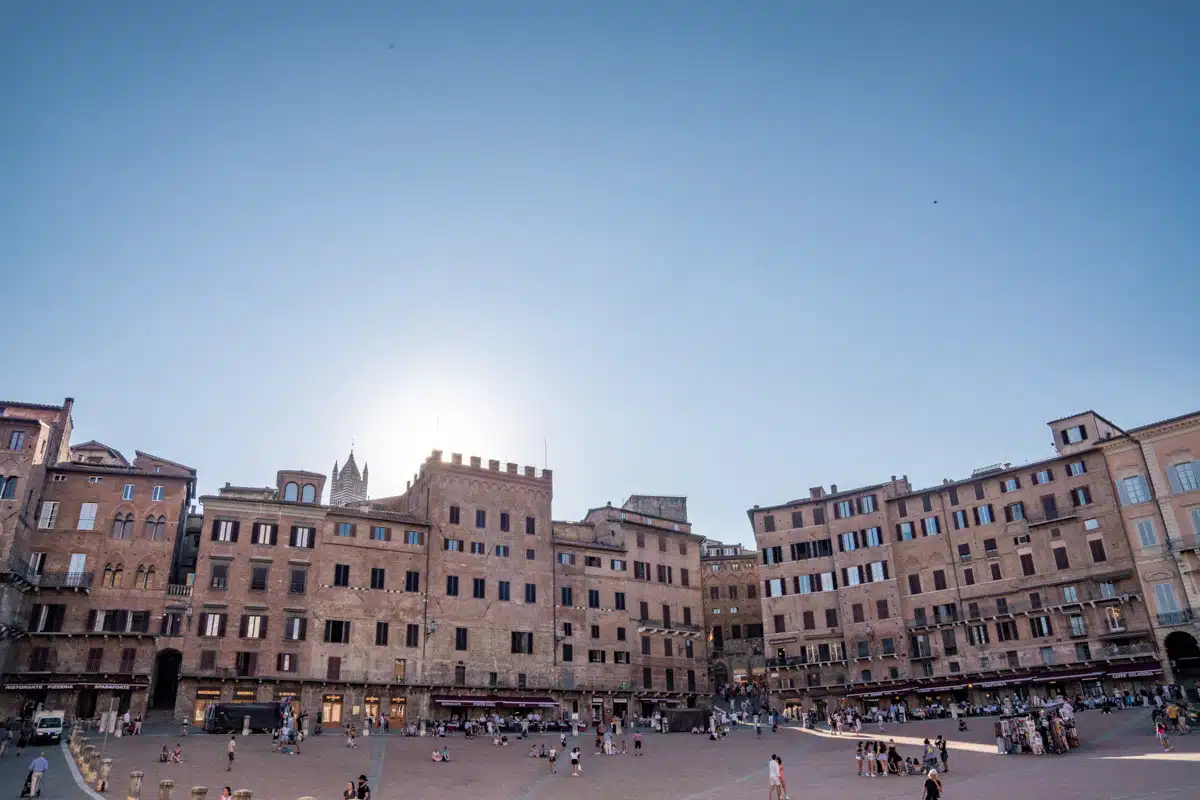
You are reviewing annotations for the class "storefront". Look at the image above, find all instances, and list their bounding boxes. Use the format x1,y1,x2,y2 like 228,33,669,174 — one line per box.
321,694,344,727
233,689,259,703
275,691,299,718
429,695,558,721
364,695,380,722
193,688,223,723
2,680,147,722
613,697,628,721
388,696,406,725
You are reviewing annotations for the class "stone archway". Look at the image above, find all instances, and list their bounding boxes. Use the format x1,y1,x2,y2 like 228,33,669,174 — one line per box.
712,661,730,688
150,649,182,710
1165,631,1200,681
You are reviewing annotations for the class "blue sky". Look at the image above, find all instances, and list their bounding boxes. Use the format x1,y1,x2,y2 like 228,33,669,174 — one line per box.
3,2,1197,546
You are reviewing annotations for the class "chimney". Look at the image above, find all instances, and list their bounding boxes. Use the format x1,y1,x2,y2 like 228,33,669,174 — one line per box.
470,456,481,468
488,459,500,471
830,484,838,493
809,487,825,499
451,453,462,465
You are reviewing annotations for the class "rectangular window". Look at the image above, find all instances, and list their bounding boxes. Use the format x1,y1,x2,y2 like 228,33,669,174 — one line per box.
976,505,994,525
455,627,468,650
836,500,854,519
1053,547,1070,569
922,495,933,512
860,495,877,513
443,538,463,551
290,526,314,548
37,501,58,529
1062,425,1087,444
588,589,600,608
405,530,425,546
326,657,341,681
371,526,391,541
7,431,25,451
1005,502,1025,522
498,580,511,601
996,620,1019,642
403,570,420,592
876,599,889,619
284,616,306,641
249,566,269,591
525,516,536,535
77,502,98,531
1071,486,1092,506
406,623,420,647
1067,460,1086,476
562,643,574,662
122,483,135,501
1089,539,1107,563
336,522,356,538
611,559,626,571
526,548,536,560
475,509,487,529
210,563,229,590
152,485,165,501
1030,615,1053,638
825,608,838,628
472,577,486,599
1119,476,1149,505
449,506,460,525
897,522,915,541
525,583,537,603
251,522,276,545
933,570,947,591
288,567,306,594
511,631,534,655
469,541,485,555
983,537,998,555
663,639,673,657
953,509,969,530
446,575,459,596
813,507,825,524
334,564,350,587
773,614,786,633
922,517,940,536
1020,553,1035,576
908,574,922,595
375,621,389,646
791,510,803,528
561,586,573,606
1070,615,1086,637
1136,518,1157,547
991,562,1002,580
323,620,351,643
763,515,776,532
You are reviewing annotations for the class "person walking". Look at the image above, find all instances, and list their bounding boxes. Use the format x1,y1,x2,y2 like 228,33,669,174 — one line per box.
768,754,782,799
343,781,356,800
356,774,371,799
776,756,790,800
570,745,581,777
27,752,48,797
922,769,943,800
548,744,558,773
226,735,236,771
1156,720,1173,752
0,724,10,757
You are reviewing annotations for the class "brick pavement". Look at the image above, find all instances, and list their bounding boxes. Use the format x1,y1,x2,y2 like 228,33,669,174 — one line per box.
86,711,1199,800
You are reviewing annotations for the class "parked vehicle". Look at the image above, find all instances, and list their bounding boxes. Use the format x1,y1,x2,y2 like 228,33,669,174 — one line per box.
203,702,283,733
32,710,64,744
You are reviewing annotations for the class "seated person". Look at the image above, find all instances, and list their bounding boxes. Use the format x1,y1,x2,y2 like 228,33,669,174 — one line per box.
500,735,509,746
172,744,183,764
432,750,443,762
440,746,450,762
528,744,539,757
160,746,170,763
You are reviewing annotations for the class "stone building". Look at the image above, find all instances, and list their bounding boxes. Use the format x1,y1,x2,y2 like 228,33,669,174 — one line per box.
330,451,368,506
748,411,1171,714
1074,410,1200,684
0,399,196,719
701,539,764,687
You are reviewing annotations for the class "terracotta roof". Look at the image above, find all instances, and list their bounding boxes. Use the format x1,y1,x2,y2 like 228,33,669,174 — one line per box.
0,400,66,412
134,450,197,475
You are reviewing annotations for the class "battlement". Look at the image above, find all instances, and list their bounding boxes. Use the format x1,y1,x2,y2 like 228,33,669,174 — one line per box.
426,449,552,481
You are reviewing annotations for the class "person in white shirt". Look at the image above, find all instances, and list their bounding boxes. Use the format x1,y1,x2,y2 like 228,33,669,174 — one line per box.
768,754,782,799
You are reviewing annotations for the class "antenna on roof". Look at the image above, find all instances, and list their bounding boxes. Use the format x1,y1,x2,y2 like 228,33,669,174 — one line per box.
544,437,548,469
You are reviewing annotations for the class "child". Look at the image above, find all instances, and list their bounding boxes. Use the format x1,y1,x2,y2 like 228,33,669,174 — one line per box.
619,740,628,755
1156,720,1173,752
633,731,643,756
876,741,887,777
856,741,863,776
570,745,581,777
548,745,558,773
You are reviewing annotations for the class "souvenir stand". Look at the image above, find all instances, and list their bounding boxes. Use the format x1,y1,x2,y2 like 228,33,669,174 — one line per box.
993,698,1080,755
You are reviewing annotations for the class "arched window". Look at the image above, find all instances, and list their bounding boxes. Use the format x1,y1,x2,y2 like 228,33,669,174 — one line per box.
112,564,123,587
102,564,114,587
144,566,156,590
112,516,125,539
144,516,156,538
284,482,299,502
301,484,317,503
153,516,166,541
134,565,146,589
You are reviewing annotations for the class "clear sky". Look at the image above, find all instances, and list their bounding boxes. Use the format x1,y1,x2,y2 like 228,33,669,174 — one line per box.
3,2,1197,547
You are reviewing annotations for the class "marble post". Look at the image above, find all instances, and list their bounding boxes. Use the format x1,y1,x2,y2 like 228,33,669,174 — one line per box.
157,779,174,800
189,788,207,800
242,715,250,736
128,770,144,800
81,745,97,781
232,791,252,800
99,758,113,792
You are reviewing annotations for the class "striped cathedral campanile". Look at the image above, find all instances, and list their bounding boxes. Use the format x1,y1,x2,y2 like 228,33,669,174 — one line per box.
330,450,368,506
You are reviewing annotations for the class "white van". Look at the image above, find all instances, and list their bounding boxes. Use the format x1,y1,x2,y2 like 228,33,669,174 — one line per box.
33,711,64,744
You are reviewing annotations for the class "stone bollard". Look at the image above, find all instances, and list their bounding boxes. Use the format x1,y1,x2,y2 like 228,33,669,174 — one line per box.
128,770,144,800
89,749,102,782
99,758,113,792
189,788,207,800
82,745,97,782
158,779,174,800
232,791,252,800
242,715,250,737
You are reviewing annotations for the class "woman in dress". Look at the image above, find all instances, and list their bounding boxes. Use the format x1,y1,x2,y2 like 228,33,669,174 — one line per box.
922,769,943,800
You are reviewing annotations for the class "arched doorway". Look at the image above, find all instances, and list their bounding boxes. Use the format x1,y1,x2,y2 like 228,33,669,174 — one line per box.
151,649,182,710
1165,631,1200,681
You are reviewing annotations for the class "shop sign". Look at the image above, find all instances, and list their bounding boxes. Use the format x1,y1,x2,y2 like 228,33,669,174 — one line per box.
390,697,405,705
196,689,223,698
1110,668,1162,679
4,683,48,691
323,694,343,702
234,690,257,699
365,696,380,703
93,684,138,691
276,692,298,699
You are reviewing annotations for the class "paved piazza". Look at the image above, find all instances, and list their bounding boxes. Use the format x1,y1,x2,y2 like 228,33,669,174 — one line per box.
22,711,1200,800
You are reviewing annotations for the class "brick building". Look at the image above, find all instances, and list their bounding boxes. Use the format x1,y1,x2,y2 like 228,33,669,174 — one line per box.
0,398,196,719
748,411,1174,715
700,539,764,687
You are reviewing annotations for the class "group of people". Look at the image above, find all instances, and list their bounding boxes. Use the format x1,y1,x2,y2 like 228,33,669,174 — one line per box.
158,743,184,763
852,735,949,778
341,774,371,799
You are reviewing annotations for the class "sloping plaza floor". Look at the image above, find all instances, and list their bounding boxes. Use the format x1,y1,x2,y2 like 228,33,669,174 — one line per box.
52,709,1200,800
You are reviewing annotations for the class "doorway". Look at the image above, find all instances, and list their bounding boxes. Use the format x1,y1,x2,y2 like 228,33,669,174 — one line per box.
151,649,182,709
76,690,98,720
322,695,344,727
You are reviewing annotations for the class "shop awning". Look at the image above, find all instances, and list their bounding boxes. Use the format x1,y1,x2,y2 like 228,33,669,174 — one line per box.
977,678,1030,688
431,695,558,708
1030,670,1105,684
3,681,148,691
639,697,681,704
917,683,967,694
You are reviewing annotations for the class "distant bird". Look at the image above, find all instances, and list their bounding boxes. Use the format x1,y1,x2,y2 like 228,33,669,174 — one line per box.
389,44,395,49
933,200,938,204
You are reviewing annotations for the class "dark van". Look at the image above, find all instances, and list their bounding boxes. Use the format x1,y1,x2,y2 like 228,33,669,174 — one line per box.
203,702,283,733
